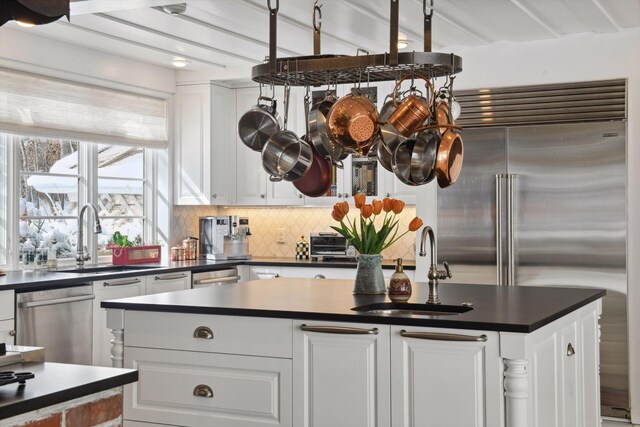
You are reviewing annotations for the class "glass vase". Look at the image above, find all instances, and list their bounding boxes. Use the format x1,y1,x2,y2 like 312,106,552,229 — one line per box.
353,254,386,295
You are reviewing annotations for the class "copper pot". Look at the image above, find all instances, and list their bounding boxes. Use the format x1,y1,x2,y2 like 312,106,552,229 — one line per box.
435,129,464,188
326,93,380,155
388,75,435,137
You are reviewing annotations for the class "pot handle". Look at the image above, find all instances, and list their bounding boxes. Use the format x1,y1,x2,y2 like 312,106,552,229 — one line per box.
258,96,277,113
331,158,344,169
269,175,283,182
414,123,463,133
392,74,435,108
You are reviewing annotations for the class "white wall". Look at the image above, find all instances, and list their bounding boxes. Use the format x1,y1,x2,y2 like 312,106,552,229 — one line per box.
416,28,640,423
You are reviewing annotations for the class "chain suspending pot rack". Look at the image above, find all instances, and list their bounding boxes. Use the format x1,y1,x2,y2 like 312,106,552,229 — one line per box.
252,0,462,86
242,0,465,192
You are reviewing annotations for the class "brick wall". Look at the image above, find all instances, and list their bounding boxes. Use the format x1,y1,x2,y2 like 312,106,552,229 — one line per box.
3,387,123,427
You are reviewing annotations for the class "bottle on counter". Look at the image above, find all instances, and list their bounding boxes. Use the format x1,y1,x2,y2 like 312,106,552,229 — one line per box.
295,235,309,260
35,241,48,267
388,258,412,302
21,238,35,267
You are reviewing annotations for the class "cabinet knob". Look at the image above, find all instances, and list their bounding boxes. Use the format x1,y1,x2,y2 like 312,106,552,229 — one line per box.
193,384,214,398
337,193,342,198
298,194,303,199
212,193,217,199
386,193,391,197
260,194,266,199
193,326,214,339
567,343,576,357
314,274,326,279
9,330,15,337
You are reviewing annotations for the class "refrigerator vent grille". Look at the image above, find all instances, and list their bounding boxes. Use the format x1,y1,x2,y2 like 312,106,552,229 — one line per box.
455,79,626,127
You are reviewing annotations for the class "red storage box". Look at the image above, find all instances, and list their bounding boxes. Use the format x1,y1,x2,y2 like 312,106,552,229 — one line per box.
110,245,161,265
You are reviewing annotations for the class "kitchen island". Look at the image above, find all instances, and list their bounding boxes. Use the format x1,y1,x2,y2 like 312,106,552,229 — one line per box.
102,278,604,427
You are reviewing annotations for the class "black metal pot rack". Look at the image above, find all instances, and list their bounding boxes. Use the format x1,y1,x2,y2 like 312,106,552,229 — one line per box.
252,0,462,87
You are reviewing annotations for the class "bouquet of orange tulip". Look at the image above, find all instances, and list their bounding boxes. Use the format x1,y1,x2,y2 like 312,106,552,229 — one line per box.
331,194,423,255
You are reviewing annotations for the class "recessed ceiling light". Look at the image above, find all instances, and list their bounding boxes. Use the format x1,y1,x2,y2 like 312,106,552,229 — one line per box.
397,39,410,49
162,3,187,15
16,20,35,28
172,58,190,68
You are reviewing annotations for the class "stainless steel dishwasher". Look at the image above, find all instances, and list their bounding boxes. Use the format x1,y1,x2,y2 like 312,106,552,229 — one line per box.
16,284,94,365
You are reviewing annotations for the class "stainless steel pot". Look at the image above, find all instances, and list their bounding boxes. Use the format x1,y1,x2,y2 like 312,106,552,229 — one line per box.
378,96,407,156
238,96,281,152
308,93,347,166
391,131,438,186
261,130,313,182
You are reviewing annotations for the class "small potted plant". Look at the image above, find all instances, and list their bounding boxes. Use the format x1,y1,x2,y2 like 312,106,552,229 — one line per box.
108,231,161,265
331,194,423,294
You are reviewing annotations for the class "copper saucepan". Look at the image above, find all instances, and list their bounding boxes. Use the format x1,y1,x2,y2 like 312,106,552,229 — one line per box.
388,74,435,137
435,129,464,188
326,93,380,155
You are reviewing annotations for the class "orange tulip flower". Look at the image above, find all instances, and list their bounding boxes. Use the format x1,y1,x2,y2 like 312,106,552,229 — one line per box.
382,197,394,213
392,199,405,214
332,207,345,222
354,193,366,209
338,201,349,216
361,204,374,219
372,199,383,215
408,217,424,232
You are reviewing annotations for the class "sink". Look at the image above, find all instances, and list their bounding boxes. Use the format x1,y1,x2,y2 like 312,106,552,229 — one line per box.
55,265,158,274
352,302,473,317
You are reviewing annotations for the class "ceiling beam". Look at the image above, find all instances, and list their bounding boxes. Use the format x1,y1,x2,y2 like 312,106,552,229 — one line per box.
55,21,227,68
508,0,561,37
590,0,622,31
96,12,261,64
236,0,375,54
70,0,172,16
409,0,489,45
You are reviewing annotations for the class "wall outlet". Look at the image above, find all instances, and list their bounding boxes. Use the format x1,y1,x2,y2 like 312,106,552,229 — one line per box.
277,228,286,244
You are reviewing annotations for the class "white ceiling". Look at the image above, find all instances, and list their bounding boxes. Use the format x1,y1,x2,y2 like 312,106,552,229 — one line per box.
5,0,640,73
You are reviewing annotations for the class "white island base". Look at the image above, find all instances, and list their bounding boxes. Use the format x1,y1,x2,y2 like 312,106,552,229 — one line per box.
105,298,601,427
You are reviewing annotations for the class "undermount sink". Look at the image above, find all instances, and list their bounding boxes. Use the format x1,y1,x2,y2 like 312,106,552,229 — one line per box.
55,265,157,274
352,302,473,317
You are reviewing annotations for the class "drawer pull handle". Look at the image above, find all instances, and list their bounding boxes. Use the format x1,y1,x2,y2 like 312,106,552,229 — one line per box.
103,278,141,287
567,343,576,357
314,274,326,279
155,273,188,281
301,324,379,335
193,384,214,398
193,326,213,339
400,330,487,342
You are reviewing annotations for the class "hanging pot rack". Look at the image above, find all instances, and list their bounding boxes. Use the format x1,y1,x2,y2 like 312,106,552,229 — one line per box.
251,0,463,87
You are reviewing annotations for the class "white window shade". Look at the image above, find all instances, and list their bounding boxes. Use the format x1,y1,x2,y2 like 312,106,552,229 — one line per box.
0,68,168,148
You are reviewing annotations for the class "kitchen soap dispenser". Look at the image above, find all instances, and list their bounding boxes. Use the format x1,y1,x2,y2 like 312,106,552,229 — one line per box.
388,258,412,302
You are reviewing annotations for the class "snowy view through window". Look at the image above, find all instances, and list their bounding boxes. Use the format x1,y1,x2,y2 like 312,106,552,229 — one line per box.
19,138,145,261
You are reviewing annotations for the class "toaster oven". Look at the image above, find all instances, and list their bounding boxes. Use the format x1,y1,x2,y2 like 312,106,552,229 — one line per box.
309,233,355,260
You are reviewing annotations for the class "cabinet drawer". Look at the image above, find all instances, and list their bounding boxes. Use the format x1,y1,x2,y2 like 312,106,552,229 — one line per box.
124,347,292,427
125,311,292,358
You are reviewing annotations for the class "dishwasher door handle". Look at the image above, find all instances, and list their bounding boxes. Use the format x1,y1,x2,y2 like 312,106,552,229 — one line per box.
193,276,240,285
18,294,95,308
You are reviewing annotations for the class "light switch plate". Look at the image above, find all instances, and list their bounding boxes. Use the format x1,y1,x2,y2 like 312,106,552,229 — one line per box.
277,228,286,243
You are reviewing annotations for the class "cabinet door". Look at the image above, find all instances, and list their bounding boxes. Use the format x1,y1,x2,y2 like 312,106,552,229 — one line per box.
0,319,15,345
293,321,390,427
210,84,236,205
236,87,268,205
93,276,146,366
391,326,500,427
174,84,212,205
146,272,191,294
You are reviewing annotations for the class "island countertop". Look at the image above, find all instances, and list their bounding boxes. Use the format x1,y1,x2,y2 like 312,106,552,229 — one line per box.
101,278,605,333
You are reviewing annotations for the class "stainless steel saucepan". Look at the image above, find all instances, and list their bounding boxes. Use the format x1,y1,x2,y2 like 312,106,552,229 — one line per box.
308,92,347,166
238,96,281,152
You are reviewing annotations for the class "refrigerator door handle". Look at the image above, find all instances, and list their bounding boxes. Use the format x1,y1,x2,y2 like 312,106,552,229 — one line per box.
506,174,516,286
495,174,504,286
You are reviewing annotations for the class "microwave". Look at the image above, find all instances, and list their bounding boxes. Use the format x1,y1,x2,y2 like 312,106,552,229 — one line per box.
310,233,355,260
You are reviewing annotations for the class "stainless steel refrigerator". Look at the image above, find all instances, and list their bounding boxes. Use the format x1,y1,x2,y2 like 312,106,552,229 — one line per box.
437,121,628,418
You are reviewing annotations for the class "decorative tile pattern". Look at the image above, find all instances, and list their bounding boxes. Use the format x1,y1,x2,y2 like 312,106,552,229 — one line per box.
172,205,418,260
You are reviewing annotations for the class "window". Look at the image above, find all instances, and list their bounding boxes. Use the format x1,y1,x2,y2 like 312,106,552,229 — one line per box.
96,144,145,255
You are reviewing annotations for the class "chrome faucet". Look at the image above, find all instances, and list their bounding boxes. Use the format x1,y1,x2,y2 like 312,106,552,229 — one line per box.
419,226,452,304
76,203,102,268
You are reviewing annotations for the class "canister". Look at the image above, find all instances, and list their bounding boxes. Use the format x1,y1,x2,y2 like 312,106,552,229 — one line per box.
171,246,186,261
182,236,198,260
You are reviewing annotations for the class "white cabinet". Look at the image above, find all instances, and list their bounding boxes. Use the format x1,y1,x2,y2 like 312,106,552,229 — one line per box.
174,83,236,205
235,86,305,206
93,275,146,366
391,326,501,427
123,312,293,427
293,321,390,427
249,265,282,280
0,290,14,344
145,271,191,295
278,266,414,282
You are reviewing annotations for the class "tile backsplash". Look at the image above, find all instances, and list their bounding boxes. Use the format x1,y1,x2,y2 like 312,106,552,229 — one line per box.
172,205,417,260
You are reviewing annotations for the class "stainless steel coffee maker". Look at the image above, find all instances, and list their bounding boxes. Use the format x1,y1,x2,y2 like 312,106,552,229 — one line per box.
199,216,251,260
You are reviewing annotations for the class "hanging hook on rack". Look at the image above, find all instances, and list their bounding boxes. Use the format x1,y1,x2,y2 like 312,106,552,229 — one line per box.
423,0,434,53
267,0,279,14
313,1,322,55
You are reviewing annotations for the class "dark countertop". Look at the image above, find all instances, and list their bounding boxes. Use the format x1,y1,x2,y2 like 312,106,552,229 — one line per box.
102,278,605,333
0,362,138,420
0,257,415,292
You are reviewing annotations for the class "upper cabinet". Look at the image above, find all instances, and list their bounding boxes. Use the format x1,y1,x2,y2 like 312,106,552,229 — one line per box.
174,83,236,206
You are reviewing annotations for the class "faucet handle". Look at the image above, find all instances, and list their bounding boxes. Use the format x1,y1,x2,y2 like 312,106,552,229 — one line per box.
442,261,452,278
83,246,91,261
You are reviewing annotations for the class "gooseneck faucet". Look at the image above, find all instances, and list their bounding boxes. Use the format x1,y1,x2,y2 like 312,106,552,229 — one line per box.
419,226,452,304
76,203,102,268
